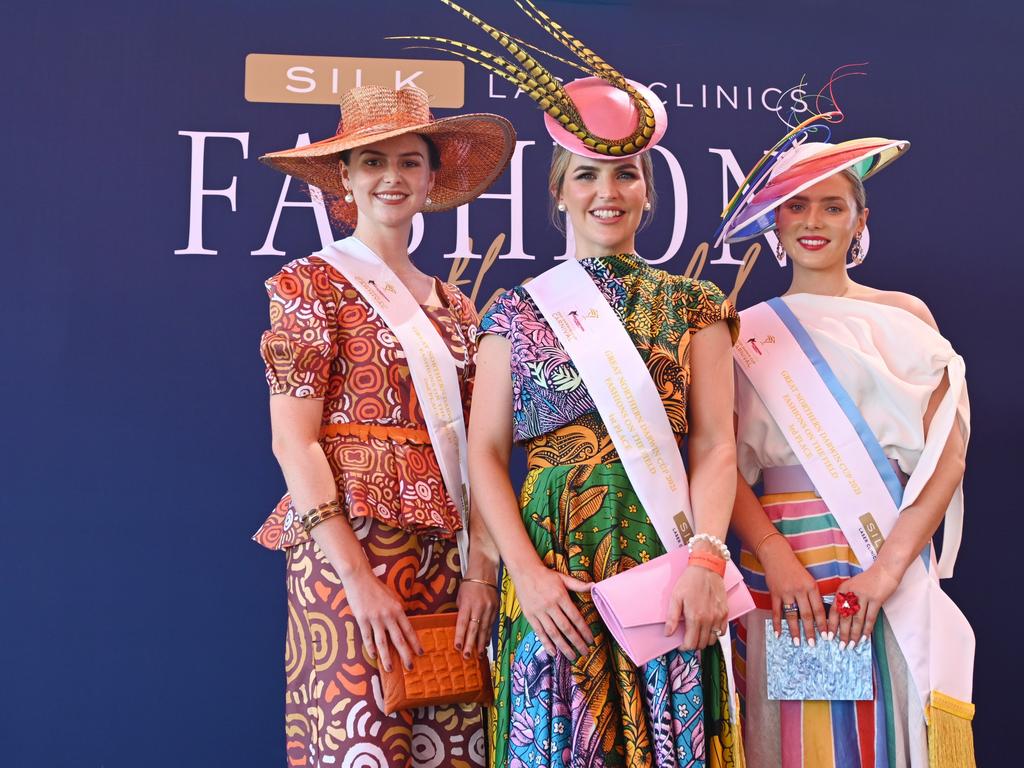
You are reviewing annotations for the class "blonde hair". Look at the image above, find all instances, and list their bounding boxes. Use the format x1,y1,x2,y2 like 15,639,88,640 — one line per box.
839,167,867,212
548,145,657,232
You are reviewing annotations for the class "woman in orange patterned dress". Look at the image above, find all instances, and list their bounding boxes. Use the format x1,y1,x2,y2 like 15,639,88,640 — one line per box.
252,85,515,768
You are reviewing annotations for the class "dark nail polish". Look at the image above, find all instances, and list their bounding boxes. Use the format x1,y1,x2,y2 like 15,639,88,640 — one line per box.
454,642,462,651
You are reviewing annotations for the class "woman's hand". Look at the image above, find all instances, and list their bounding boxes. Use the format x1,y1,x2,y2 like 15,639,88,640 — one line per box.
512,565,594,658
760,535,828,645
828,563,901,647
665,565,728,651
454,580,499,659
342,568,424,673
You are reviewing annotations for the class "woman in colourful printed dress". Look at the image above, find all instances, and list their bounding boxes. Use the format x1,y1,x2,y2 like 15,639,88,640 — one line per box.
418,4,742,758
252,85,515,768
720,123,974,766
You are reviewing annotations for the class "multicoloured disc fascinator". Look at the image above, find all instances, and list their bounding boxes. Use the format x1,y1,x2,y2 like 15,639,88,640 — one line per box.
260,84,516,226
714,66,909,245
390,0,667,158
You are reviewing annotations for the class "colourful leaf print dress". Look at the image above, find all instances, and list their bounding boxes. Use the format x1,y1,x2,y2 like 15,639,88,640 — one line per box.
253,255,486,768
479,253,741,768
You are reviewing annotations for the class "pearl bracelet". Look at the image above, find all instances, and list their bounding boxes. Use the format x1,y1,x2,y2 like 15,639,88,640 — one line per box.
687,532,731,561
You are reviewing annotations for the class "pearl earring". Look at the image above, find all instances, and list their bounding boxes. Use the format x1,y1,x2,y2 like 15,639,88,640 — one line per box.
557,202,566,212
643,201,651,211
343,192,354,204
425,196,433,206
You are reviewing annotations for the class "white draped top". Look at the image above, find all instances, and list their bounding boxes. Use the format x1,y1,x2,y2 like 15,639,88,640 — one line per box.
735,293,971,577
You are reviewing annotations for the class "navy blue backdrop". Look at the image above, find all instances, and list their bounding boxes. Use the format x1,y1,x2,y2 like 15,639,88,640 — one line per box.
4,1,1021,764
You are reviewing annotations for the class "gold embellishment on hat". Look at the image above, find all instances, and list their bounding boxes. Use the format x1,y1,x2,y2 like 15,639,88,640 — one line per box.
390,0,657,156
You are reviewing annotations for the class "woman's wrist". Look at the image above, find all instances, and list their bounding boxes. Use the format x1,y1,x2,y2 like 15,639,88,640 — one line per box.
334,555,375,585
870,556,904,587
688,532,731,561
756,531,795,565
464,551,499,583
688,551,726,577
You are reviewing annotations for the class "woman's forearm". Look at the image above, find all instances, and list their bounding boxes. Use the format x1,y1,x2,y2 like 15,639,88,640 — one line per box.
731,471,781,551
687,441,737,542
273,436,373,582
875,421,966,579
466,498,501,581
469,447,546,578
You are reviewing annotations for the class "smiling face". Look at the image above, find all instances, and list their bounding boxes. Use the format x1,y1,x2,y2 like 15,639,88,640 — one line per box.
339,133,436,230
775,172,869,272
556,152,650,259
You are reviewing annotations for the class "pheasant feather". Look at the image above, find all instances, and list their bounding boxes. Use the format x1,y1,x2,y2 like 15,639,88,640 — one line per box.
390,0,658,156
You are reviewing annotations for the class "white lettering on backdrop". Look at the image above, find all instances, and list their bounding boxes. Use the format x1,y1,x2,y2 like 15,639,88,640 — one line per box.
175,131,772,270
175,131,249,256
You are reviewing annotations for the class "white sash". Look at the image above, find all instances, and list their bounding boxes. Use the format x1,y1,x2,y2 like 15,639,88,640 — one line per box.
316,236,471,573
525,257,742,716
735,298,973,711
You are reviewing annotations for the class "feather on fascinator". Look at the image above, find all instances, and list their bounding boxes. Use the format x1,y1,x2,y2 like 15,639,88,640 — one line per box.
389,0,667,158
714,64,909,245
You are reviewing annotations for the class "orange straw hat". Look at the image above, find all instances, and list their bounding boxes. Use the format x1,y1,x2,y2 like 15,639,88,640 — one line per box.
260,85,516,226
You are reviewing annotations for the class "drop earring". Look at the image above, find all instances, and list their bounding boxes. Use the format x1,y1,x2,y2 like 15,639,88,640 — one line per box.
343,192,354,204
850,232,865,265
557,202,566,212
643,201,651,211
774,232,787,265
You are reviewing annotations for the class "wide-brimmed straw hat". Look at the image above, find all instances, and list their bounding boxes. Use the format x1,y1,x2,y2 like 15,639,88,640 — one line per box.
260,85,515,226
720,136,909,244
392,1,667,159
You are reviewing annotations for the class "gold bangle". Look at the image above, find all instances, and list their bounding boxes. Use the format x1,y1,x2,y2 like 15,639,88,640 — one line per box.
462,578,498,589
753,530,783,561
299,500,344,534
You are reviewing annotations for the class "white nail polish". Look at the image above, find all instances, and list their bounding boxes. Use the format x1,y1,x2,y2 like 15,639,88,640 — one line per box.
827,632,835,642
808,636,816,648
839,640,847,651
858,635,867,646
792,636,800,647
774,630,780,639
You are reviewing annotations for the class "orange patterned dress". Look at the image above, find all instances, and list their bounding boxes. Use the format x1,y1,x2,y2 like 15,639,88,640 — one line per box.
253,255,485,768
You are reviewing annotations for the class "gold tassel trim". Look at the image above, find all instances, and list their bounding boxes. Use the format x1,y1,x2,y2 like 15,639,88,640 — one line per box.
927,690,976,768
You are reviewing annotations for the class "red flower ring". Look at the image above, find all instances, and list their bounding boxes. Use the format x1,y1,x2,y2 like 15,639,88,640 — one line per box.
835,591,860,617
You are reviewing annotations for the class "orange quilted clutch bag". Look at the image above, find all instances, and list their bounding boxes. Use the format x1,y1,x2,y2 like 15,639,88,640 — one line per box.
380,612,493,714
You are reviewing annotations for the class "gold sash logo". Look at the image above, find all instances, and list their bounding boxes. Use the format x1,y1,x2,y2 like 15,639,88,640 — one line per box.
586,308,599,319
858,513,886,553
673,512,695,543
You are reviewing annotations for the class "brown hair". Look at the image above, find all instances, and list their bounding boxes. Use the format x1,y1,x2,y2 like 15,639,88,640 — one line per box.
547,145,657,232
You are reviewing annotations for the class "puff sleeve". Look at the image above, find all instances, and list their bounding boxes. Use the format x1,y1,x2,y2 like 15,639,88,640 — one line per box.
259,259,339,398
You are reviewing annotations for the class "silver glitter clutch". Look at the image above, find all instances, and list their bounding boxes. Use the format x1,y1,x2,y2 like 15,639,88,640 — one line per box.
764,620,873,700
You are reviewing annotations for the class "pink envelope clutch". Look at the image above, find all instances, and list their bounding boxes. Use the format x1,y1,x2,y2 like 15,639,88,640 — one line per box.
591,547,755,666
